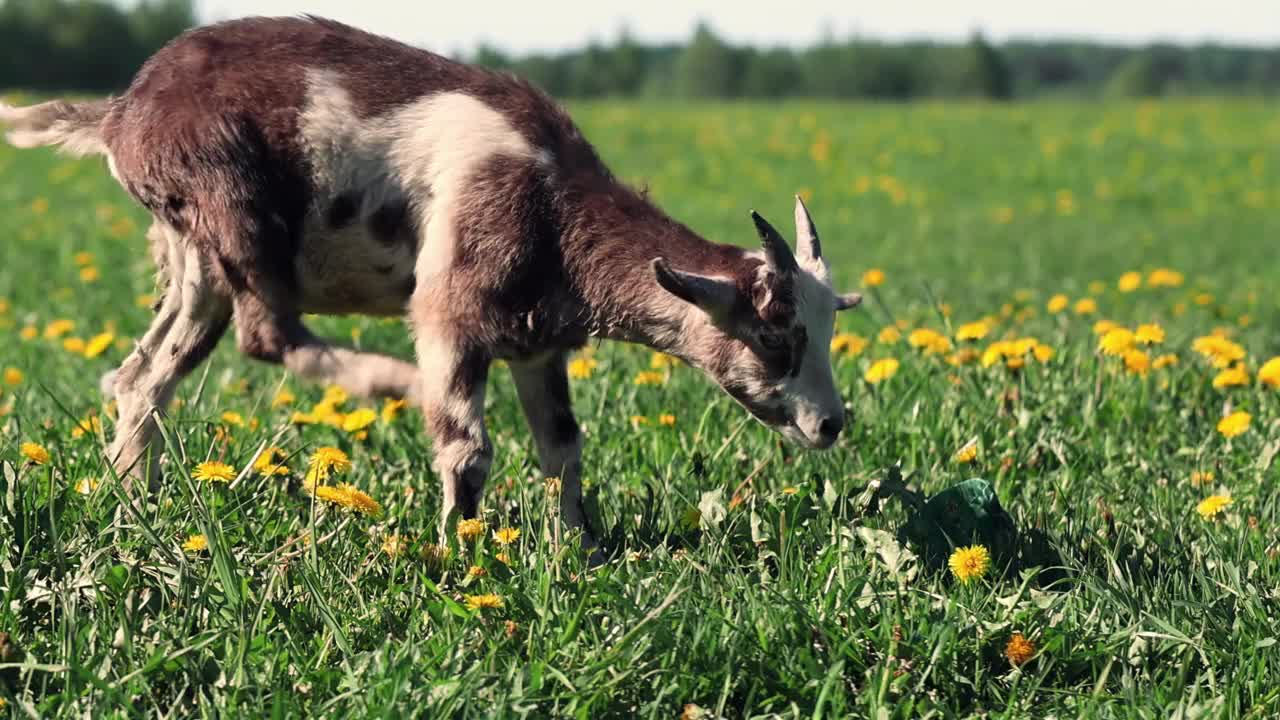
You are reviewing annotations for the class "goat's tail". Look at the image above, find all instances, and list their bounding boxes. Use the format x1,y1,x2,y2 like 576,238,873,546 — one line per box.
0,98,111,157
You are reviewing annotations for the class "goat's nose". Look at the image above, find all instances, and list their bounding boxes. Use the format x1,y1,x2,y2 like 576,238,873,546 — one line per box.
819,415,844,441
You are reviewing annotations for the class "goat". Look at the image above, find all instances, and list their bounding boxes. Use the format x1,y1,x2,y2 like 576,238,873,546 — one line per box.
0,15,862,555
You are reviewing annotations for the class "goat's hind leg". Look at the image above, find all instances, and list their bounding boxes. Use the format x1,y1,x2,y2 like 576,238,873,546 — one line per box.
107,238,230,487
232,294,421,404
101,221,177,401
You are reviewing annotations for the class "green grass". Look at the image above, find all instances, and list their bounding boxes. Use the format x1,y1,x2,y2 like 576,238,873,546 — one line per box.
1,98,1279,718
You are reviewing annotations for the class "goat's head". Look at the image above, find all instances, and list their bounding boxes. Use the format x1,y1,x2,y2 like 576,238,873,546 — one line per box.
651,196,862,449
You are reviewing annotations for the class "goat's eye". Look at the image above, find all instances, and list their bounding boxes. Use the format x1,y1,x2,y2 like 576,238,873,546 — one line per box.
760,332,788,351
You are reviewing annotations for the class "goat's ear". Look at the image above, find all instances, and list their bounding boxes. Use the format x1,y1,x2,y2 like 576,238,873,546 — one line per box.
652,257,738,316
835,292,863,311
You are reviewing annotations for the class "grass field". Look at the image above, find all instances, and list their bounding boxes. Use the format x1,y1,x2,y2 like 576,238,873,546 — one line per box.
1,97,1279,718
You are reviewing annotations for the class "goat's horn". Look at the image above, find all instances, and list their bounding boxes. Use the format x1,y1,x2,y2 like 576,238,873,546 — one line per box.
793,195,820,262
750,210,797,274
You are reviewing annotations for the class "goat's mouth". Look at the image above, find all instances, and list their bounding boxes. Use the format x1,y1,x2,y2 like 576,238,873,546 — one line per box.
737,403,829,449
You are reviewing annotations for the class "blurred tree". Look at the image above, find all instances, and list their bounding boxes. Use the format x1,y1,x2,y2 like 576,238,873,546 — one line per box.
674,22,744,98
0,3,1274,100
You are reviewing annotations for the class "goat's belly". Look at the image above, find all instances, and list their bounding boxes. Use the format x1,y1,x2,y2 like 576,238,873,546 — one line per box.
294,224,417,316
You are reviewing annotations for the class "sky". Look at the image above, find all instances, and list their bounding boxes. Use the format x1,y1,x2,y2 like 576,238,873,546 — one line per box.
194,0,1280,56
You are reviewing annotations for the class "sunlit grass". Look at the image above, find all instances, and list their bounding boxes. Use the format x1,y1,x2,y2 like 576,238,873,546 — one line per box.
1,98,1278,716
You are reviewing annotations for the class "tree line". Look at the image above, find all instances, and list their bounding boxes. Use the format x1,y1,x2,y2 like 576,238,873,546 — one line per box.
1,1,1276,99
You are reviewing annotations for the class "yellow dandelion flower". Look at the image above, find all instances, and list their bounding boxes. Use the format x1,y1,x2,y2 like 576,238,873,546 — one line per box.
1194,293,1214,306
659,413,676,426
1073,298,1097,315
307,446,351,483
192,461,236,483
321,385,349,406
1190,470,1215,487
948,348,980,366
74,477,99,494
19,326,37,341
313,483,382,517
954,443,978,464
1147,268,1184,288
1092,319,1119,336
1153,354,1177,369
464,593,503,611
1123,349,1151,376
864,358,899,384
634,370,666,386
3,367,22,386
272,389,296,408
1005,633,1035,666
650,352,679,369
1135,323,1165,345
1212,364,1249,389
83,332,115,359
381,533,407,558
1099,328,1134,356
1046,294,1069,313
948,545,990,583
135,293,156,308
1217,411,1251,438
1257,357,1280,388
630,415,649,429
956,321,989,341
290,411,320,425
62,337,86,354
220,411,245,427
252,447,291,476
830,332,868,356
182,534,209,553
43,319,74,339
342,408,378,433
457,518,487,542
908,328,952,355
1192,335,1246,368
70,415,102,439
568,357,598,379
493,527,521,545
495,552,511,565
20,442,50,465
877,326,901,344
79,266,100,283
1196,494,1232,520
862,268,885,287
1117,271,1142,292
468,565,488,578
781,486,799,495
381,397,408,423
1032,343,1055,363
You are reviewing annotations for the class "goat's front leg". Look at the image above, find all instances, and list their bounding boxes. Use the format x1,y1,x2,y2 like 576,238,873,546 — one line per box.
509,353,599,557
416,332,493,538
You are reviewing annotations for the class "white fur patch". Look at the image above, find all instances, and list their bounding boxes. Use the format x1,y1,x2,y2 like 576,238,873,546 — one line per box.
782,270,843,444
296,72,540,314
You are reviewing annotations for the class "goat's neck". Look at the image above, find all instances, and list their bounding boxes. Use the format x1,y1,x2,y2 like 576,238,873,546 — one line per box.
565,183,743,368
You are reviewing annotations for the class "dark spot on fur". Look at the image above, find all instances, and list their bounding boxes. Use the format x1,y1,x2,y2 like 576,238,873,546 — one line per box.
369,200,408,245
327,192,360,228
